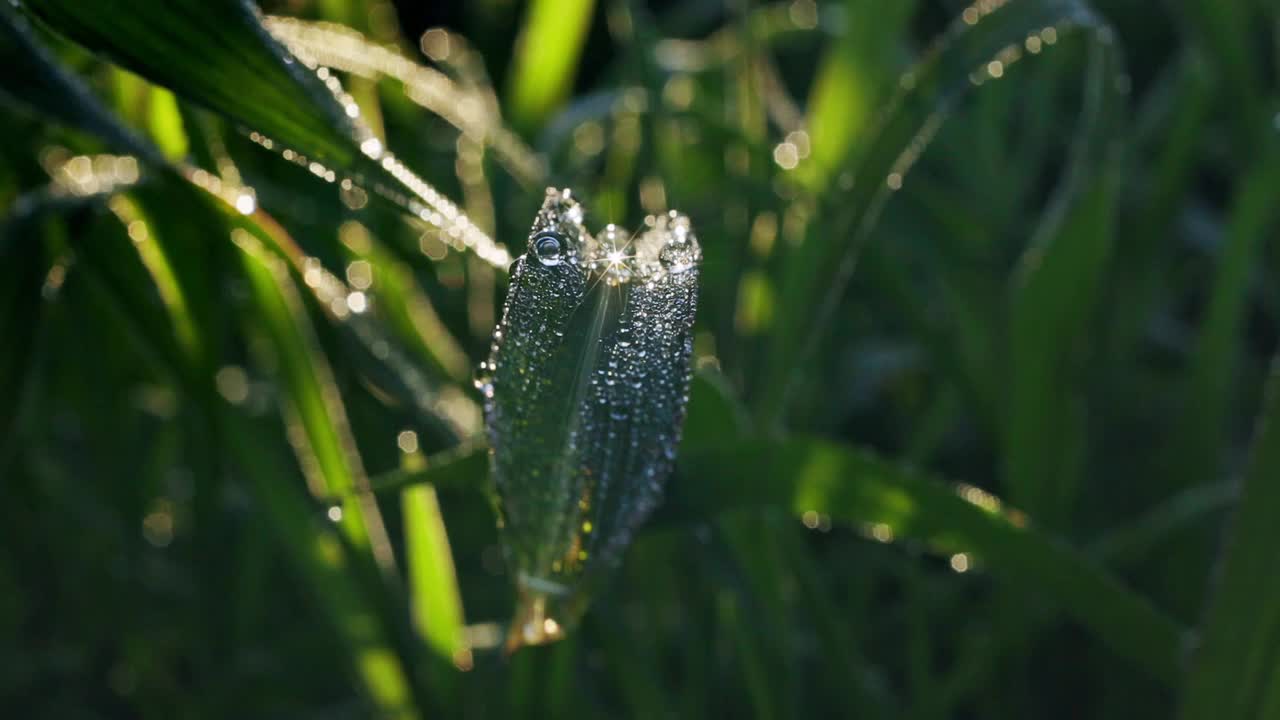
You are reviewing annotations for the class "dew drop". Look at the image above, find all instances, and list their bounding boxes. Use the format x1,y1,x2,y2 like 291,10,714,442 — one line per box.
473,361,494,392
533,232,563,266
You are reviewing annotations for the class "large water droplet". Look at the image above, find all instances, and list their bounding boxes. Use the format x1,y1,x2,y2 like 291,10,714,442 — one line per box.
533,233,563,266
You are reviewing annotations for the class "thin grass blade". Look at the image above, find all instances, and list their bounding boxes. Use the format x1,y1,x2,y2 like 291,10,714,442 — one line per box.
1181,359,1280,719
234,229,397,573
505,0,597,132
220,410,423,719
402,477,471,670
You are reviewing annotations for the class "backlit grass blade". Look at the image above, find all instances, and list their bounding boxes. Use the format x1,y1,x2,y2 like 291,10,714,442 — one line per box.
23,0,360,166
1182,360,1280,719
385,427,1185,682
24,0,510,267
234,229,397,573
105,195,203,364
64,206,190,380
669,436,1185,683
799,0,917,188
264,16,544,186
239,215,473,444
220,410,422,719
505,0,597,132
108,70,190,161
6,0,472,450
341,235,472,386
402,477,471,670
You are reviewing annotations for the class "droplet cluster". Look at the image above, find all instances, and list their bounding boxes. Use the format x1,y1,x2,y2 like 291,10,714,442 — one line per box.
480,188,701,636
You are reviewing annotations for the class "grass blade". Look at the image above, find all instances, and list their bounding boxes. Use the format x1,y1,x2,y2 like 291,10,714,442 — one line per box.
505,0,597,132
342,233,472,386
1156,143,1280,615
385,425,1186,684
234,229,397,572
264,16,544,186
1181,360,1280,719
0,208,55,473
24,0,361,166
220,410,422,719
669,436,1185,683
402,476,471,670
1104,53,1210,357
25,0,511,266
1003,142,1120,526
760,0,1124,423
0,2,158,161
798,0,917,189
1170,150,1280,494
1179,0,1266,147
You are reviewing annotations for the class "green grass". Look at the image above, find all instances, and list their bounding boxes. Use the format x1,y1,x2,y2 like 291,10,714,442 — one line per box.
1,0,1278,717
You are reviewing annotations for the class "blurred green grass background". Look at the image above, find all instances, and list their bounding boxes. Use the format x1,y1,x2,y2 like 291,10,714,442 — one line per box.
1,0,1279,717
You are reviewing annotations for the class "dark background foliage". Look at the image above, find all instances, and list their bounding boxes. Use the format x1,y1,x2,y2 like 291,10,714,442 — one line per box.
2,0,1279,718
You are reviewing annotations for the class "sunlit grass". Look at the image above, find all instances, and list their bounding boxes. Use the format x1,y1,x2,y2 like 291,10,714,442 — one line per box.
2,0,1278,717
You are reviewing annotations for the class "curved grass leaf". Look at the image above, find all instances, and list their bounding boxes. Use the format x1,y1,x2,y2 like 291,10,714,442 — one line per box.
231,210,472,444
384,397,1184,682
341,235,472,387
66,207,190,380
799,0,918,189
107,195,204,364
234,229,397,571
667,437,1184,683
234,225,465,710
23,0,360,167
0,4,158,162
1,6,474,459
264,16,545,187
24,0,510,267
647,3,822,74
761,0,1124,422
6,0,471,447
